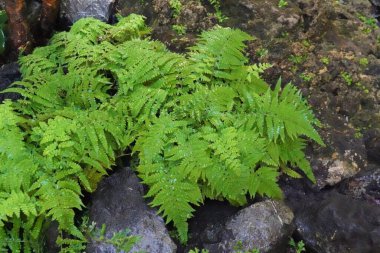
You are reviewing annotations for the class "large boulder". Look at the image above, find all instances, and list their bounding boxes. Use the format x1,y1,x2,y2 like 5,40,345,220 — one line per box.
60,0,116,24
87,167,176,253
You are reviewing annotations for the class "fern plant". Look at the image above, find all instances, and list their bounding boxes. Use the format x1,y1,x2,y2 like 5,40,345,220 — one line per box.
0,14,323,251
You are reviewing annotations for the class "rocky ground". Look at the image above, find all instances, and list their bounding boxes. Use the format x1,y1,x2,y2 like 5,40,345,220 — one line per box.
0,0,380,252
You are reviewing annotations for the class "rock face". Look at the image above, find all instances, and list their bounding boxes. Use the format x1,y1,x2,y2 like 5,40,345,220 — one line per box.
87,167,176,253
60,0,116,24
291,191,380,253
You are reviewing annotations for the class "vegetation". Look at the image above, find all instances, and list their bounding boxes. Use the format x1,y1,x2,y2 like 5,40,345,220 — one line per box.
0,14,323,252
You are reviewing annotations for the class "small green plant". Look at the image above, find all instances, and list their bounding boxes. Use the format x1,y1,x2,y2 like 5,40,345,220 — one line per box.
280,31,289,38
169,0,183,18
92,225,143,253
209,0,228,22
302,40,311,48
355,82,370,94
0,10,7,54
359,57,369,67
289,238,306,253
278,0,288,8
289,54,307,65
341,71,353,86
299,72,314,82
189,248,209,253
256,47,269,58
172,24,187,35
320,56,330,65
358,14,378,31
233,241,260,253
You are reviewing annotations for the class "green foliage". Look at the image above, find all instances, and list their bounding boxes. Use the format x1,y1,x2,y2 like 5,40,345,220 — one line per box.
1,14,323,251
278,0,288,8
320,56,330,65
169,0,183,18
89,223,143,253
289,238,306,253
341,71,353,86
189,248,210,253
172,24,187,35
209,0,228,22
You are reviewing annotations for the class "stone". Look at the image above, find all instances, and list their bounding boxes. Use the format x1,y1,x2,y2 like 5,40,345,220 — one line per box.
214,201,295,253
87,167,176,253
60,0,116,24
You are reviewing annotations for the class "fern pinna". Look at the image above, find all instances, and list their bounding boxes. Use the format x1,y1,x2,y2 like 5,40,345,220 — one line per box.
0,14,323,251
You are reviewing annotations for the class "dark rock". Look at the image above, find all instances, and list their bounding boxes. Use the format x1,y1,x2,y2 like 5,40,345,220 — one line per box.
60,0,117,24
87,167,176,253
0,62,21,102
290,191,380,253
364,129,380,164
213,201,295,253
370,0,380,7
340,165,380,205
182,200,240,252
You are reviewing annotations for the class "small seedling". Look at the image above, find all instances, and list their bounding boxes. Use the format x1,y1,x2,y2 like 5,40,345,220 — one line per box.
320,57,330,65
299,72,314,82
359,57,369,67
289,54,307,65
289,238,306,253
341,71,353,86
172,24,187,35
278,0,288,8
256,47,269,58
169,0,182,18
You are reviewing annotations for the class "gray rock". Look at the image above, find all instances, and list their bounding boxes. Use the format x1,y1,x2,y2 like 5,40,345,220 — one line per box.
214,201,295,253
60,0,116,24
87,167,176,253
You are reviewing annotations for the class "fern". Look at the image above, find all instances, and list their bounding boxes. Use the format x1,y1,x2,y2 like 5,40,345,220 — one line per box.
0,15,324,250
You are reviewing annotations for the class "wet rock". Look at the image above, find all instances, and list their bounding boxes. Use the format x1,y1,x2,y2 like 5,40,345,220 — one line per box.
60,0,116,24
308,123,368,189
364,128,380,163
0,62,21,102
340,165,380,205
291,191,380,253
212,201,295,253
87,167,176,253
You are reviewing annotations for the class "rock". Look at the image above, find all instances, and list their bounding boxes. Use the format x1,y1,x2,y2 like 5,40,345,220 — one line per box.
87,167,176,253
0,62,21,102
213,201,295,253
291,191,380,253
364,128,380,164
370,0,380,7
60,0,116,24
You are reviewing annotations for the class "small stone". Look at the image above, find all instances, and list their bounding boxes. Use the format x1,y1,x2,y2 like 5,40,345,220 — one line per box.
215,200,295,253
